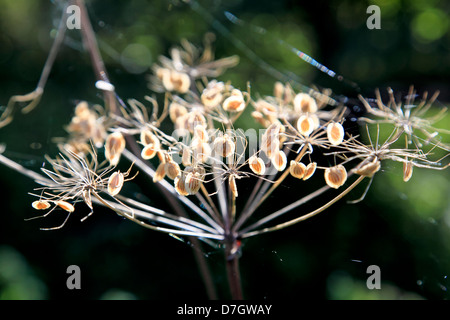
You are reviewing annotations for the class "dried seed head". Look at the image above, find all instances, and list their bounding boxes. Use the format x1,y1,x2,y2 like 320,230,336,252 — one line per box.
289,160,307,179
353,158,381,177
327,122,345,146
213,134,235,158
174,174,189,196
141,144,158,160
324,164,347,189
182,147,192,166
105,132,126,166
32,200,51,210
271,150,287,171
403,161,413,182
169,102,188,123
55,200,75,213
165,161,181,180
185,172,203,195
249,155,266,175
303,162,317,180
108,171,124,196
222,91,245,112
296,114,317,137
229,175,238,198
153,162,167,183
294,93,318,113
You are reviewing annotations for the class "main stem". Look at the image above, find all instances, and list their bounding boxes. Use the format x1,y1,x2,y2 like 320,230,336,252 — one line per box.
224,236,243,300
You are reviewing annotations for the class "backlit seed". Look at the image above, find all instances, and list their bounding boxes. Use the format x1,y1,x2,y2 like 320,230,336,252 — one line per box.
74,101,90,119
403,161,413,182
324,165,347,189
174,174,189,196
169,102,188,123
249,155,265,175
296,114,315,136
185,172,203,195
141,144,158,160
194,125,209,142
222,95,245,112
192,139,211,163
303,162,317,180
293,93,318,113
162,70,191,93
108,171,124,196
182,147,192,166
55,200,75,213
353,158,380,177
289,160,307,179
213,135,235,158
153,162,167,183
32,200,51,210
271,150,287,171
105,132,126,166
165,161,181,180
327,122,345,146
140,130,159,147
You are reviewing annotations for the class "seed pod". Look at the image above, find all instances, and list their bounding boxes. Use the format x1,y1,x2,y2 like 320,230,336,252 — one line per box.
201,81,224,108
162,70,191,93
403,161,413,182
271,150,287,171
296,114,316,137
222,91,245,112
353,158,381,177
249,155,266,175
327,122,345,146
108,171,124,196
55,200,75,213
140,130,159,147
293,93,318,113
191,139,211,163
32,200,51,210
165,161,181,180
169,102,188,123
213,135,235,158
174,174,189,196
261,122,282,158
105,132,126,166
289,160,306,179
182,147,192,166
153,162,167,183
74,101,91,119
324,164,347,189
193,125,209,143
229,175,238,198
141,144,158,160
185,172,203,195
303,162,317,180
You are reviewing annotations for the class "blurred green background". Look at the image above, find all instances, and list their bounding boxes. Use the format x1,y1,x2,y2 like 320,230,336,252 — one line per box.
0,0,449,300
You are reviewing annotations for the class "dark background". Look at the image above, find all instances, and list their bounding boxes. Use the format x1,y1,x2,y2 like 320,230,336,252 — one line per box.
0,0,449,300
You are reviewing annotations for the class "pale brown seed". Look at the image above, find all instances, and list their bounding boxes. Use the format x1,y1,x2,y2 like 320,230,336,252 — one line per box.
289,160,306,179
353,158,381,177
271,150,287,171
403,161,413,182
324,164,347,189
141,144,158,160
162,69,191,93
105,132,126,166
165,161,181,180
327,122,345,146
293,93,318,113
174,174,189,196
140,130,159,147
169,102,188,123
191,139,211,163
296,114,315,136
153,162,167,183
74,101,91,119
32,200,51,210
185,172,203,195
222,92,245,112
303,162,317,180
249,155,266,175
108,171,124,196
193,125,209,142
182,147,192,166
213,135,235,158
55,200,75,213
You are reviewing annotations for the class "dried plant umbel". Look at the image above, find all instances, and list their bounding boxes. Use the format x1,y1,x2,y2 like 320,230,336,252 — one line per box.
0,1,449,300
